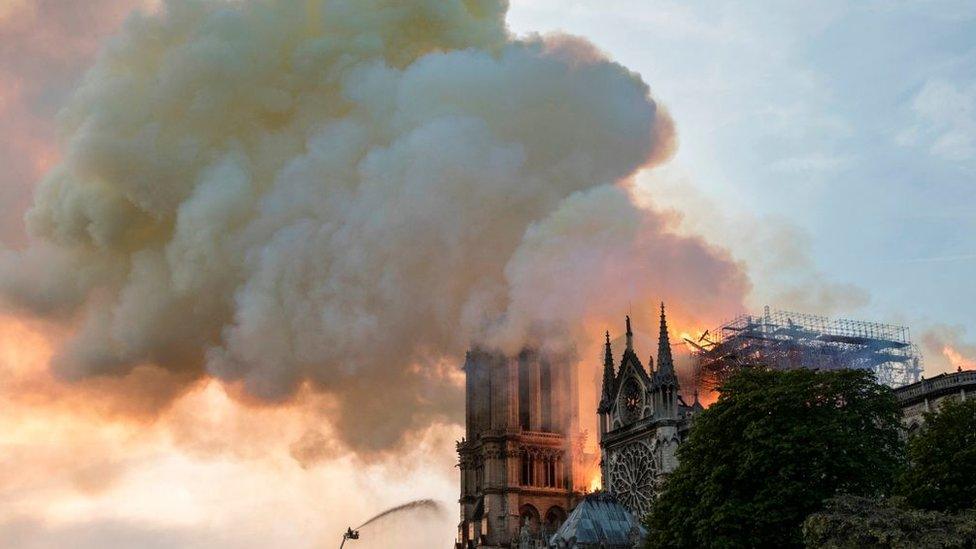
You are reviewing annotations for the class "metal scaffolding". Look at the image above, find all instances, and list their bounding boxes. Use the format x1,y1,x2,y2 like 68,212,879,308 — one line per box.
685,306,924,390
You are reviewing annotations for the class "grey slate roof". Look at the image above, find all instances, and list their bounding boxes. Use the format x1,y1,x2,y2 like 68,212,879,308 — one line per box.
548,492,646,548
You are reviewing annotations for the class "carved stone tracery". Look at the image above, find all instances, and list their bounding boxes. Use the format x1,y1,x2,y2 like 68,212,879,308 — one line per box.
606,440,657,517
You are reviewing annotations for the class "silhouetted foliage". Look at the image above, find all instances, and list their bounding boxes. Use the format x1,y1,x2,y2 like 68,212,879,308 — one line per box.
645,369,905,549
898,397,976,513
802,494,976,548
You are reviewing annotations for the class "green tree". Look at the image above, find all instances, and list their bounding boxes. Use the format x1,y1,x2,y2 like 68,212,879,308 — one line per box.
898,397,976,513
645,369,905,549
802,494,976,548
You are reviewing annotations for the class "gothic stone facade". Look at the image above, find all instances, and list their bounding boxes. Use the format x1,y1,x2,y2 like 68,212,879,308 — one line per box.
598,305,702,518
895,368,976,434
457,348,587,548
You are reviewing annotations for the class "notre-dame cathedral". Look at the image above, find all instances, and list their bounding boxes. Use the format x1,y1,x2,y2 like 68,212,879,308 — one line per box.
457,304,700,548
598,305,701,518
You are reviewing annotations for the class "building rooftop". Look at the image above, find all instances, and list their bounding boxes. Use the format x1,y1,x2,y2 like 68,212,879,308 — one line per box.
549,492,646,548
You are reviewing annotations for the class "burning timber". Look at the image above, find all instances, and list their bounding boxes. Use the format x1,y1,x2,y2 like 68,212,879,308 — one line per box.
686,306,924,391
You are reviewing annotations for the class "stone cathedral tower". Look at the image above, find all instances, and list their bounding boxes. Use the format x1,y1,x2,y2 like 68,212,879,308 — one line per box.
456,347,588,548
598,304,702,517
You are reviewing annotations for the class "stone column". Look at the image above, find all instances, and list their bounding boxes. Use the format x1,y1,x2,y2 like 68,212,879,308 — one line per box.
508,356,520,431
507,444,520,486
569,354,580,434
491,354,508,430
567,356,581,491
549,360,564,433
529,358,542,432
534,450,543,486
464,353,475,440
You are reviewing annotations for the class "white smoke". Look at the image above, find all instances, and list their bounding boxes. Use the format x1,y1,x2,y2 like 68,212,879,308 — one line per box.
1,0,747,453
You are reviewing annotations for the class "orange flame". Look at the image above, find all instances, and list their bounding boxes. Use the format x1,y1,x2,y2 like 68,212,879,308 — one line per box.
943,345,975,372
589,473,602,492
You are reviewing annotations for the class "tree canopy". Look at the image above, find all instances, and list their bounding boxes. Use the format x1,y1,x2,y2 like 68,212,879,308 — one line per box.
645,368,905,549
898,397,976,513
802,494,976,548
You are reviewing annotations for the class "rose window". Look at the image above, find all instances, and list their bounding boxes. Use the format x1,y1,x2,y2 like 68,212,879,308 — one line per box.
607,441,657,517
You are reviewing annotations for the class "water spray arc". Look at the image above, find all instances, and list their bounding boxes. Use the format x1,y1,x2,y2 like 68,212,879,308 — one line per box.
338,499,444,547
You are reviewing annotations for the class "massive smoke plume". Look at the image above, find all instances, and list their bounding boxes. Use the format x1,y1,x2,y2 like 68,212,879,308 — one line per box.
0,0,154,247
1,0,747,453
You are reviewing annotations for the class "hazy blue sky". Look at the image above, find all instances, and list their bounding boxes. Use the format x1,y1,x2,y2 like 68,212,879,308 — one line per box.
510,0,976,356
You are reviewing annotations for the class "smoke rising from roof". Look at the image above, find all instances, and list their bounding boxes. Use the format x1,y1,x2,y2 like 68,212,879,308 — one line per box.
0,0,747,454
922,324,976,374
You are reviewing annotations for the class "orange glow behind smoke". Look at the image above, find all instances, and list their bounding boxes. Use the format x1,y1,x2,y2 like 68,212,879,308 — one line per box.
697,389,720,407
943,345,975,371
0,315,53,377
0,312,463,545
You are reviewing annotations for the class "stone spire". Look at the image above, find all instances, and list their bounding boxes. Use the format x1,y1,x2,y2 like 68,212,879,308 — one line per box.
625,315,633,351
598,331,616,413
692,388,704,412
657,303,674,376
